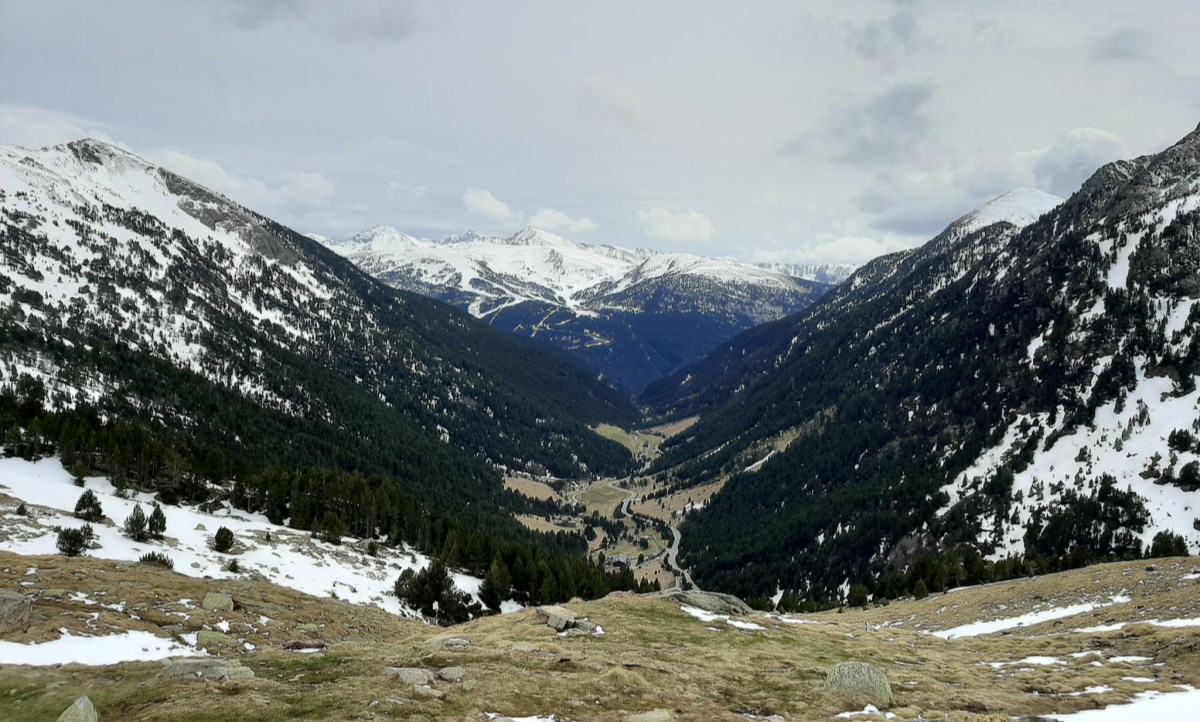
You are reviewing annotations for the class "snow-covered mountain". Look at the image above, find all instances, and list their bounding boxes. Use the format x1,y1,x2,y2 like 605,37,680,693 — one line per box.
752,262,858,286
322,226,830,391
645,136,1200,601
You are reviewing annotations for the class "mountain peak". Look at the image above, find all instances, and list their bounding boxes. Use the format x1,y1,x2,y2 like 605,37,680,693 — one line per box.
505,226,577,248
954,187,1064,235
346,225,421,251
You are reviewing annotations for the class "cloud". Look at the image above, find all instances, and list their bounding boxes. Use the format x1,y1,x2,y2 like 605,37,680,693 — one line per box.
149,149,335,209
213,0,434,42
785,81,937,166
845,9,932,62
462,188,524,226
1031,127,1128,196
580,75,655,130
1088,27,1158,65
637,208,715,244
529,208,597,234
0,105,122,149
752,235,910,266
386,180,427,200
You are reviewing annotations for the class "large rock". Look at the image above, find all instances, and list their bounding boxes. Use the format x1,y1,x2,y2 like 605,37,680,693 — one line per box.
626,711,672,722
825,661,894,708
385,667,431,685
536,605,577,632
159,657,255,682
0,589,31,634
55,695,97,722
196,630,239,651
666,590,752,616
201,592,233,611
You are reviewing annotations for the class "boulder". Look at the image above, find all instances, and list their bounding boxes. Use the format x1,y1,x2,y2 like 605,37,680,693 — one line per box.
0,589,31,634
159,657,255,682
536,605,577,632
196,630,239,651
385,667,431,685
825,661,894,708
666,590,752,616
626,711,672,722
201,592,233,611
436,666,465,682
55,695,97,722
412,684,444,699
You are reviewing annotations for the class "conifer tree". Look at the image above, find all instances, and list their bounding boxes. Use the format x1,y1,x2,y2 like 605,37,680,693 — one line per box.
148,503,167,539
73,489,103,522
124,504,148,542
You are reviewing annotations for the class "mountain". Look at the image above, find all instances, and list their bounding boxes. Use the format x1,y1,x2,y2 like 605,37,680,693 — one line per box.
0,139,637,547
644,136,1200,602
321,226,831,392
752,262,857,286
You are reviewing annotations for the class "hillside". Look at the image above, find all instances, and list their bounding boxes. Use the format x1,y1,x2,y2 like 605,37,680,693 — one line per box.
644,132,1200,601
322,227,830,392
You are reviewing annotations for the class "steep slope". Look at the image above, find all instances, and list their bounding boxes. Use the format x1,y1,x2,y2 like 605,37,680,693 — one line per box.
0,138,635,501
646,144,1200,601
324,226,830,391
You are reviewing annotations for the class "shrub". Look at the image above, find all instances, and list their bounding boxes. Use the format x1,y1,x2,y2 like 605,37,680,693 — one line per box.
124,504,148,542
73,490,103,522
148,504,167,539
912,579,930,600
16,502,27,516
1149,530,1189,558
847,584,870,608
56,527,87,556
226,559,241,573
138,551,173,569
366,540,378,557
213,526,234,553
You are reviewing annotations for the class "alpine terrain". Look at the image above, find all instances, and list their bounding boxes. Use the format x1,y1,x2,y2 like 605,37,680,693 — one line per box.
645,130,1200,603
321,227,833,392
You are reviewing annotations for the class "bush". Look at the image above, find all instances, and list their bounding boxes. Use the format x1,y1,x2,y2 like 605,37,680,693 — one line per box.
138,551,173,569
15,502,27,516
56,527,87,556
73,490,103,522
847,584,870,608
394,559,482,625
1149,530,1189,558
124,504,148,542
214,526,234,553
226,559,241,573
912,579,929,600
366,540,378,557
148,504,167,539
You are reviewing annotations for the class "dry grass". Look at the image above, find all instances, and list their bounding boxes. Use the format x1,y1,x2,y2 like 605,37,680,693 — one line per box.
504,476,564,503
4,554,1198,722
575,483,630,516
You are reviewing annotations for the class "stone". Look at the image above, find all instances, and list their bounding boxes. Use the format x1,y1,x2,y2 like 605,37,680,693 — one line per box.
536,605,577,632
462,679,478,691
574,619,597,633
436,666,465,682
201,592,233,611
441,637,471,648
159,657,255,682
626,710,672,722
55,695,97,722
385,667,431,685
194,523,207,531
412,684,444,699
196,630,239,650
284,640,326,651
666,590,752,616
0,589,32,634
825,661,894,708
41,589,69,600
511,641,537,653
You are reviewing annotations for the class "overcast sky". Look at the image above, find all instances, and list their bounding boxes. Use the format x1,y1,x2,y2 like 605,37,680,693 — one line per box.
3,1,1199,264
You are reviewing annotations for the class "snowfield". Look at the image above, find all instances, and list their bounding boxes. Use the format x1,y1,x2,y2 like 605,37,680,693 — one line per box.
0,456,502,620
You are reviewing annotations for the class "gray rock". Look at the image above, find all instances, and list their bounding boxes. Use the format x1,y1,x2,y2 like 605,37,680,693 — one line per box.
437,666,465,682
201,592,233,611
536,605,577,632
55,695,97,722
441,637,471,648
0,589,31,634
159,657,255,682
667,590,752,616
196,630,239,650
626,711,672,722
385,667,431,685
825,661,894,708
194,523,207,531
574,619,597,633
412,684,444,699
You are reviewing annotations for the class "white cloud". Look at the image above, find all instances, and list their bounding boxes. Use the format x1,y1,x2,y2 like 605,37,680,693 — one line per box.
529,208,598,234
462,188,524,226
386,180,426,200
0,105,123,149
580,75,655,130
752,235,911,265
149,149,335,209
637,208,715,244
1032,127,1128,196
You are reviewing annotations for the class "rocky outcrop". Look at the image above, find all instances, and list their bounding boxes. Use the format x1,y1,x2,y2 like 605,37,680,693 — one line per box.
56,695,97,722
159,657,255,682
825,661,893,708
0,589,31,634
666,590,752,616
536,605,577,632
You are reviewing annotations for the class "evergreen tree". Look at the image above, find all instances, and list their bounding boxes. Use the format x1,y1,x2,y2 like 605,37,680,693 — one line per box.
148,503,167,539
56,527,87,556
124,503,148,542
214,526,235,553
479,557,512,612
73,489,103,522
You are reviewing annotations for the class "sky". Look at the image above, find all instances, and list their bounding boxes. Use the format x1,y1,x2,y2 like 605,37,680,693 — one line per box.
2,1,1199,264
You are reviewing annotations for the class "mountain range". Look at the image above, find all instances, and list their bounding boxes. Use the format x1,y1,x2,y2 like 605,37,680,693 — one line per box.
318,226,843,392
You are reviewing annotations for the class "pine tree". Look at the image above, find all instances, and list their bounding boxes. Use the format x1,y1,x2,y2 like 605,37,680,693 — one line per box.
214,526,235,553
148,504,167,539
73,490,103,522
479,557,512,612
56,527,87,556
124,504,148,542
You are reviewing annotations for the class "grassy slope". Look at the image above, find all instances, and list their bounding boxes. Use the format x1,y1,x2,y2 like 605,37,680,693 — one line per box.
2,552,1199,721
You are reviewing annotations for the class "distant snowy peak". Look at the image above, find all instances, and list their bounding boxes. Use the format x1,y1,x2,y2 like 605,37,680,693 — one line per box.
954,187,1064,235
754,262,858,286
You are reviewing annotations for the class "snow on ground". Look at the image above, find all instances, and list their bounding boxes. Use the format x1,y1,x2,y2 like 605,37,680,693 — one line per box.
932,596,1129,639
1075,617,1200,633
486,715,556,722
0,629,202,666
679,605,767,631
1048,686,1200,721
835,705,898,720
0,456,486,619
